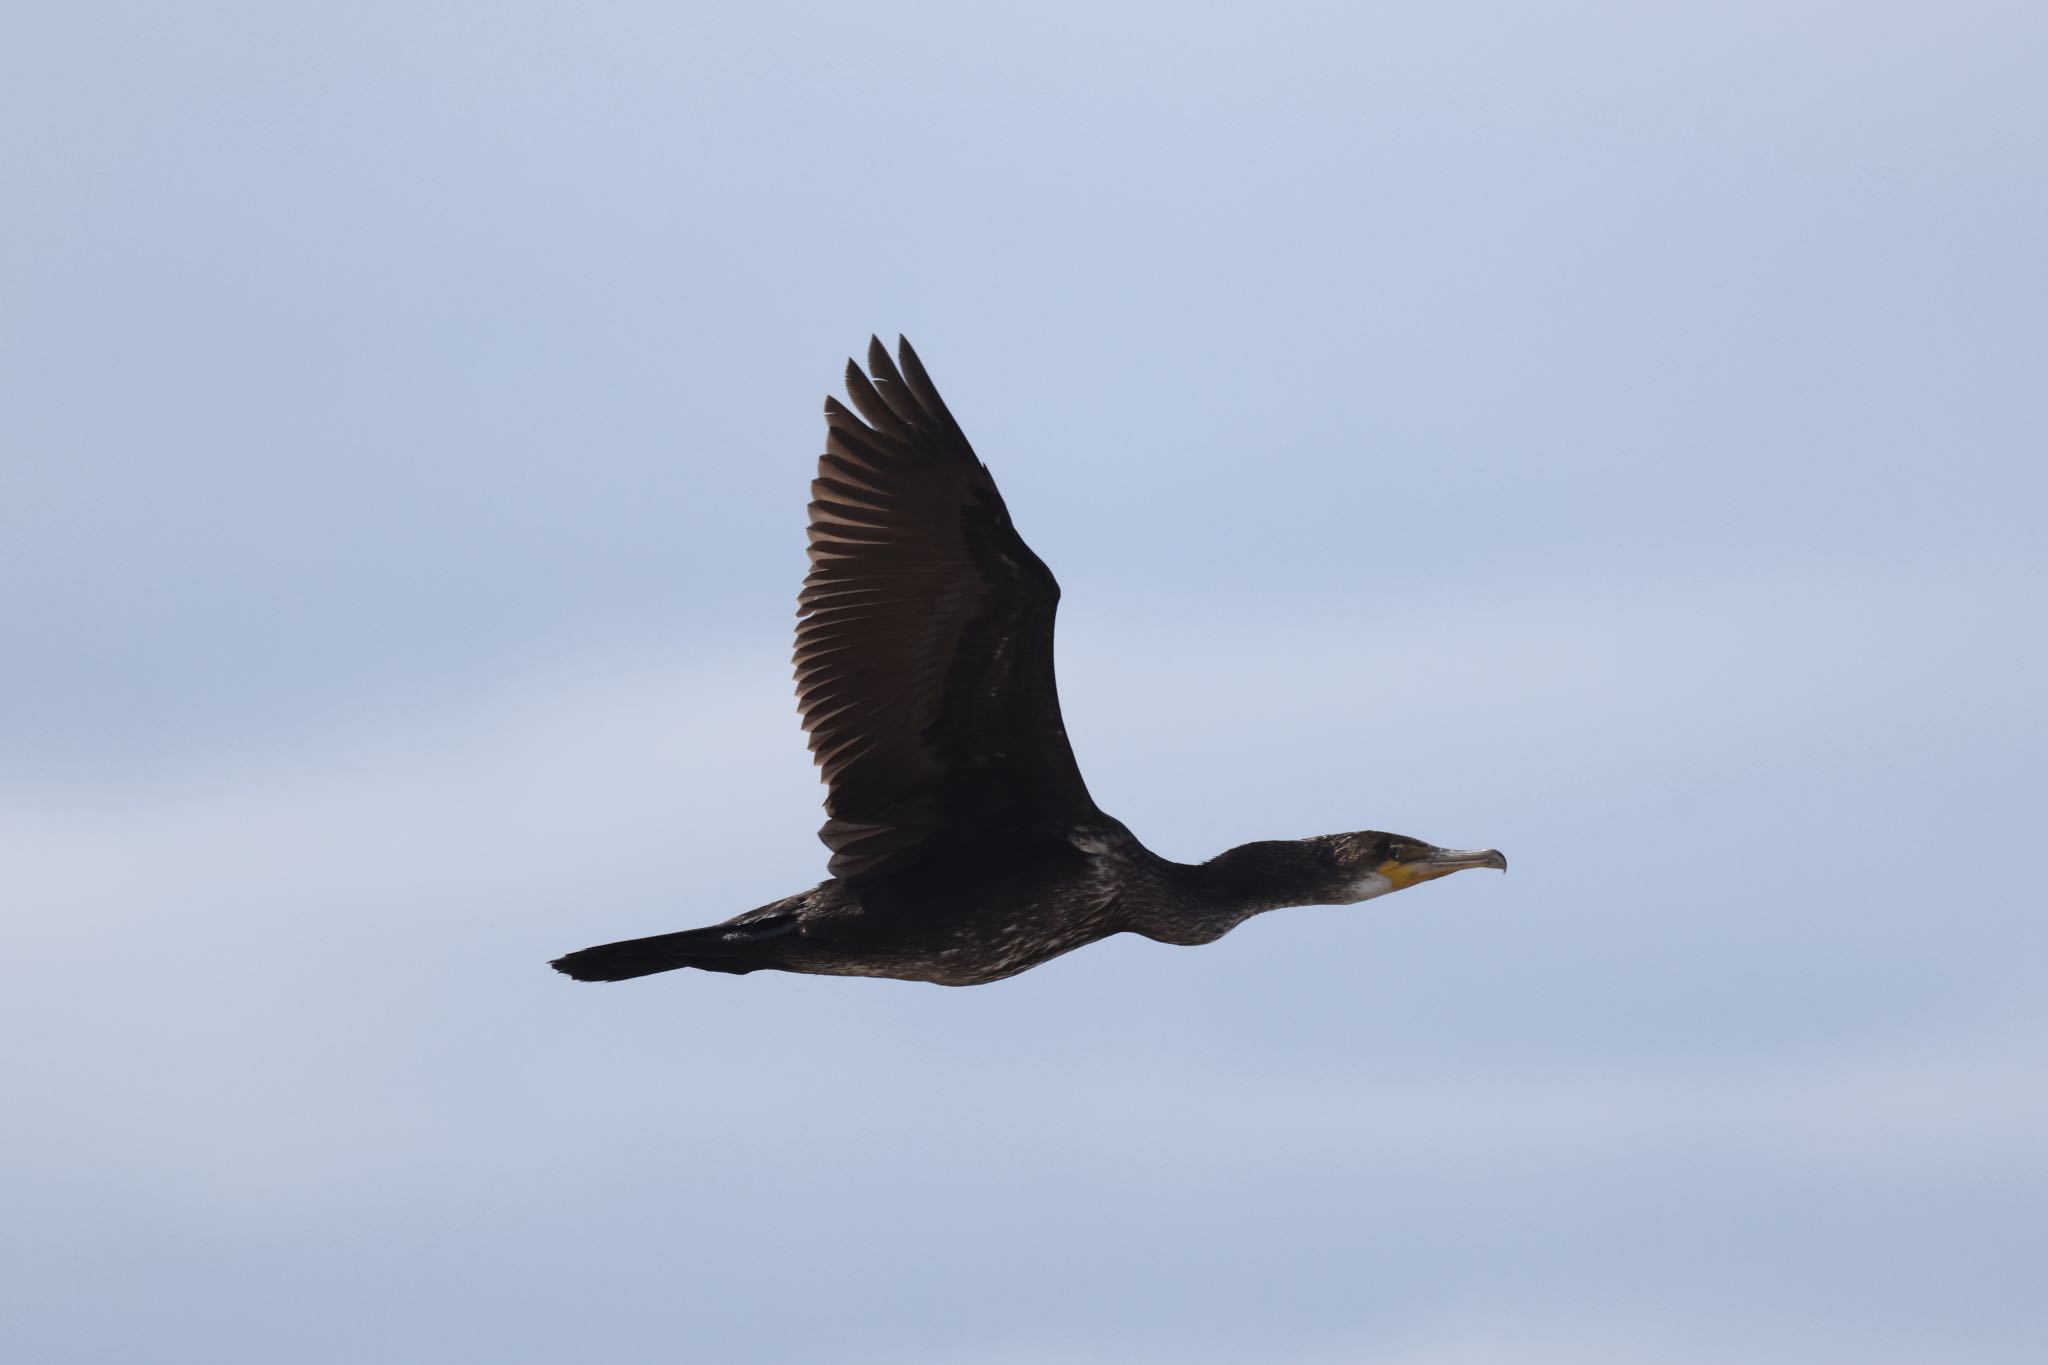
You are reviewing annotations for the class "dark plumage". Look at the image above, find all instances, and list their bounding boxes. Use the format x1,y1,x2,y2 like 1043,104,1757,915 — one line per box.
551,338,1505,988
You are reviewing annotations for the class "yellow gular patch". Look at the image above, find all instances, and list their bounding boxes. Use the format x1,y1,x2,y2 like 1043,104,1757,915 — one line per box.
1378,858,1430,890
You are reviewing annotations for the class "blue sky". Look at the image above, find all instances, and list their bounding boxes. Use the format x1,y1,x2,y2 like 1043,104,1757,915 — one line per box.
4,3,2044,1361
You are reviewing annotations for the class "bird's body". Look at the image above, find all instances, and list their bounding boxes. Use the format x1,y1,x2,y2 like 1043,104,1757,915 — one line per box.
552,339,1504,988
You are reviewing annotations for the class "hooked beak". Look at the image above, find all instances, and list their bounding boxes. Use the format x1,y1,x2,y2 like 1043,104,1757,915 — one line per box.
1379,845,1509,889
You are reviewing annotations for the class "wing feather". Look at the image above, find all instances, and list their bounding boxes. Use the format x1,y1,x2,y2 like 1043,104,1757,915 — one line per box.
794,337,1099,882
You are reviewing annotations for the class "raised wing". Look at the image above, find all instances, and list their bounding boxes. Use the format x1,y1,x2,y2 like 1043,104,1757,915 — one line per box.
795,337,1100,882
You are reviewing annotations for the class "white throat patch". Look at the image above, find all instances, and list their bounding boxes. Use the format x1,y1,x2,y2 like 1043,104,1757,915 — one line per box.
1345,871,1396,903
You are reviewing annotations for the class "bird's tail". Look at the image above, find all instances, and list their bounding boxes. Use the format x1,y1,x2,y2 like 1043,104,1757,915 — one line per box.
550,915,798,983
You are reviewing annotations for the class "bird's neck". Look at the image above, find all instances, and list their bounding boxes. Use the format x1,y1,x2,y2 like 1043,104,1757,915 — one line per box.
1131,841,1328,945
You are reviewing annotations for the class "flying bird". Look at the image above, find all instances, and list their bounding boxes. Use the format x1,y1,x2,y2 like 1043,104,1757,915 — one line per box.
551,338,1505,987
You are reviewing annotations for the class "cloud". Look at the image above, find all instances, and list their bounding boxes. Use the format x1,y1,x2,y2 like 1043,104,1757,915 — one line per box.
8,561,2042,1216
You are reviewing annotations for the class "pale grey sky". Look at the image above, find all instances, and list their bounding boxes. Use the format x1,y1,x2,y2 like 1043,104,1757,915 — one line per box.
4,3,2045,1361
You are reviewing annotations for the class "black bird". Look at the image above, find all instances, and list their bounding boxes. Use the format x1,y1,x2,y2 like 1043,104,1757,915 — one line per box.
551,339,1505,987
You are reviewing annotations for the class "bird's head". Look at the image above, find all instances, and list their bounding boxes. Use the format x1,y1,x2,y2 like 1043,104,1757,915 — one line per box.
1309,831,1508,903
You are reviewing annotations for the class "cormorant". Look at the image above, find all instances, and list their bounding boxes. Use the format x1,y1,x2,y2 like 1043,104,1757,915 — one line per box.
551,338,1505,987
